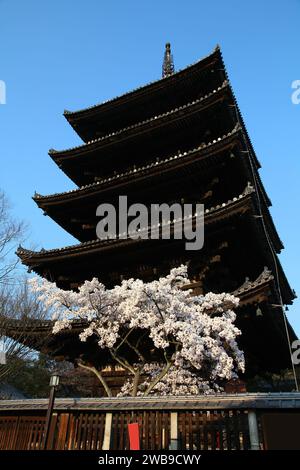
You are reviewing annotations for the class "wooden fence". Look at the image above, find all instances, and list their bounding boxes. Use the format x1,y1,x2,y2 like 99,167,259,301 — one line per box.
0,409,256,450
0,393,299,450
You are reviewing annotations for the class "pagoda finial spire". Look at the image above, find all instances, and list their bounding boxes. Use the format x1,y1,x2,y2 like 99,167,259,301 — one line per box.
162,42,175,78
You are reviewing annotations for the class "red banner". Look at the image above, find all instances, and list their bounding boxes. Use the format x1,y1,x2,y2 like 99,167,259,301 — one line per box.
128,423,140,450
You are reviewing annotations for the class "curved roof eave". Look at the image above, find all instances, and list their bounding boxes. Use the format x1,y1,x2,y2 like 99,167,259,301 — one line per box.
63,46,221,121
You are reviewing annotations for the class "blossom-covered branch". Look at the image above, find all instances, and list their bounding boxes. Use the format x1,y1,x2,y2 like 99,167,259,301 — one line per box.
30,265,245,396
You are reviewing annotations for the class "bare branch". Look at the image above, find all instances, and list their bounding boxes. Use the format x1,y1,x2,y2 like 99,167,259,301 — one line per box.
77,361,112,397
144,350,177,396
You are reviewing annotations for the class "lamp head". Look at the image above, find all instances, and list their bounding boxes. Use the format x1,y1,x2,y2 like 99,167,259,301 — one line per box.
49,374,60,388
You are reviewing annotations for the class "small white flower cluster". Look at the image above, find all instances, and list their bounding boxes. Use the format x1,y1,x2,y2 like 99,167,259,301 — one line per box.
118,361,224,397
30,265,245,396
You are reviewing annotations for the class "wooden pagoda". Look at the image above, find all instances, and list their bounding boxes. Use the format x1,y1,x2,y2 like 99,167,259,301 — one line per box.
15,44,296,381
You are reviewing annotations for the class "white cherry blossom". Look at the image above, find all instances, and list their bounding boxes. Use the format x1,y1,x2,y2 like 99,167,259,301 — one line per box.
29,265,244,396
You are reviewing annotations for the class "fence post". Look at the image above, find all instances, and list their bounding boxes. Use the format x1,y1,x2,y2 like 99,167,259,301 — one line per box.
169,412,178,450
102,413,113,450
43,383,56,449
248,410,260,450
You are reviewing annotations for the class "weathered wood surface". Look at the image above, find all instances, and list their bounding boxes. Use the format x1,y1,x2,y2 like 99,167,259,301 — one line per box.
0,409,253,450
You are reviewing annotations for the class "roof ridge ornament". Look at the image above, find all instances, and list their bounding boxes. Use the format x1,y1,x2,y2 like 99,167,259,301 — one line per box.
162,43,175,78
243,181,255,195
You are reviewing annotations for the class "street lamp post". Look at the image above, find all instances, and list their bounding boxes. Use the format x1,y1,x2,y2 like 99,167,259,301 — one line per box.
43,373,60,450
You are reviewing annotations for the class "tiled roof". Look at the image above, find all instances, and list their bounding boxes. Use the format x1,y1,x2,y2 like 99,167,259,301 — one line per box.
50,81,229,158
233,267,274,297
35,126,241,202
1,393,300,411
18,186,255,261
218,48,262,174
63,46,220,118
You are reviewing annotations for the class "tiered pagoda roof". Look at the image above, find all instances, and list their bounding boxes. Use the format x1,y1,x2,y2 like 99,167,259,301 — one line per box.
33,126,272,242
16,44,296,375
63,46,224,143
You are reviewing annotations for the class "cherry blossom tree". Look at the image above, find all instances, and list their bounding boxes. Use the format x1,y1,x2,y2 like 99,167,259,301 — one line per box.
30,265,245,397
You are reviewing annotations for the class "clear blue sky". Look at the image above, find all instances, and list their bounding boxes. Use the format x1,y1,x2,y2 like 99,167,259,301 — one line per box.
0,1,299,334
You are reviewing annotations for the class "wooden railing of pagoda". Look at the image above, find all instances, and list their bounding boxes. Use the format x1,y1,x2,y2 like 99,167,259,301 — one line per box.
0,394,300,450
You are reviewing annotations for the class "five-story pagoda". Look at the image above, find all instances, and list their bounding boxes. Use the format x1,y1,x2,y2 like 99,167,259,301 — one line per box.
16,44,296,383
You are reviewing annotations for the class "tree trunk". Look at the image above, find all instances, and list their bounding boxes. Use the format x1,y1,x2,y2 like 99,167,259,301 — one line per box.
144,360,172,396
132,369,141,397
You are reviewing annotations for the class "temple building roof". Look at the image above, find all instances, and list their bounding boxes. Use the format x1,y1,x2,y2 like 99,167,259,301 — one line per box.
63,45,223,142
54,81,230,158
51,83,261,187
17,187,294,304
37,127,242,203
50,83,239,188
18,188,257,262
32,127,273,243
